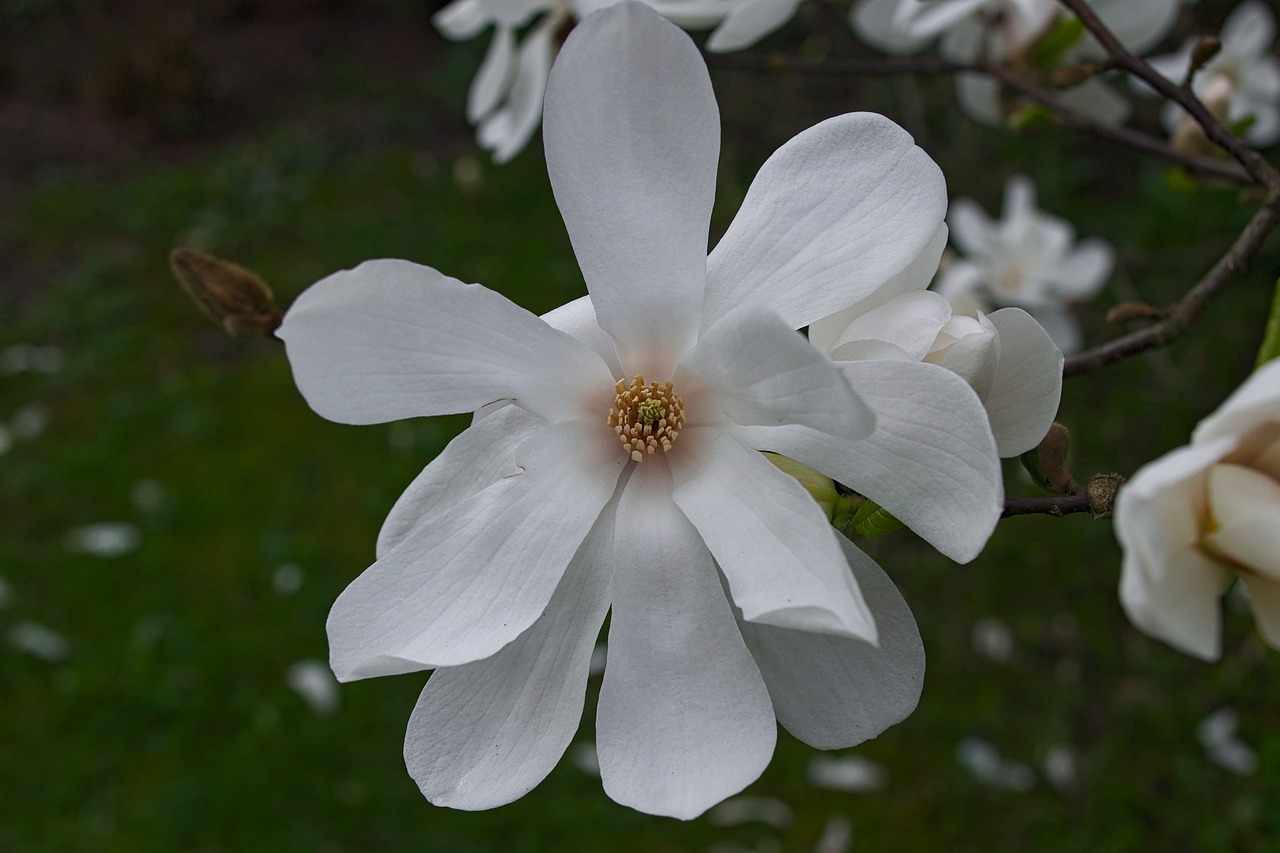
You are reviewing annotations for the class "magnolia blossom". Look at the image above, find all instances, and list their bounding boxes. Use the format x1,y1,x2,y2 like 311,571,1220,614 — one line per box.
281,2,1002,818
1146,0,1280,147
935,174,1113,355
1115,359,1280,661
808,226,1063,458
434,0,804,163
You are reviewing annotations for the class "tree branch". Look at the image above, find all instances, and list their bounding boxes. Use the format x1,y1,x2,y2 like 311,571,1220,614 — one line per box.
1002,494,1090,518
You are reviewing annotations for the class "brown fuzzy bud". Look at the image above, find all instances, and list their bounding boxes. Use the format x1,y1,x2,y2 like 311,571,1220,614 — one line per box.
169,248,282,338
1106,301,1159,325
1188,36,1222,81
1051,63,1098,89
1085,473,1126,519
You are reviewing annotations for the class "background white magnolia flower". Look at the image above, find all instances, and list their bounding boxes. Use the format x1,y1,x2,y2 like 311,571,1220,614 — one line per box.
280,2,1002,819
809,225,1064,458
1116,359,1280,661
936,174,1113,355
434,0,806,163
1145,0,1280,147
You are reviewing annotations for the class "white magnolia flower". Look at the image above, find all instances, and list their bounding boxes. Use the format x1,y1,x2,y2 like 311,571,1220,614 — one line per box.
1115,359,1280,661
809,225,1063,457
936,174,1113,354
281,2,1001,818
1146,0,1280,147
434,0,804,163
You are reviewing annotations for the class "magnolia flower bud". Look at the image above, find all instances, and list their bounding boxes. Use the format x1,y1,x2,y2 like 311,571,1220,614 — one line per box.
170,248,282,338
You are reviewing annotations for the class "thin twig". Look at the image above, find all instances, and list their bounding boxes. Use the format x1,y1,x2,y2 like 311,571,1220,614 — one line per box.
1002,494,1090,518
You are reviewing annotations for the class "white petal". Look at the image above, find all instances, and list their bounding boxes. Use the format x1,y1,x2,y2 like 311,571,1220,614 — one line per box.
404,488,616,810
982,308,1063,457
1203,464,1280,579
670,429,877,641
376,406,546,558
678,305,874,439
934,260,987,305
544,3,719,374
466,26,516,123
541,295,623,377
327,419,624,678
1193,360,1280,447
1240,572,1280,650
954,71,1002,125
849,0,935,54
948,197,995,257
1090,0,1179,55
900,0,990,41
827,291,954,363
1028,304,1083,355
705,0,802,52
705,113,947,331
736,360,1002,563
1220,1,1274,59
479,19,554,164
1051,238,1113,300
433,0,490,40
278,259,613,424
596,460,776,820
924,312,1000,399
739,534,924,749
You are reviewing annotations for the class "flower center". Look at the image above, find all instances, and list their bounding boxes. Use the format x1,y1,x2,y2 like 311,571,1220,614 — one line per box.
607,375,685,463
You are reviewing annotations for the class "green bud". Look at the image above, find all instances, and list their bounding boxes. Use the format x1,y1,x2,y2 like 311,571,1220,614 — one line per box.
763,452,838,520
850,498,904,538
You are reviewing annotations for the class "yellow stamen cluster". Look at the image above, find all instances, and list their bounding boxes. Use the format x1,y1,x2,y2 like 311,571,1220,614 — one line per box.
607,375,685,463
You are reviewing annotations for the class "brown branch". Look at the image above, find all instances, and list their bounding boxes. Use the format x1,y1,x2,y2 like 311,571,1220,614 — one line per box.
714,53,1250,183
1065,195,1280,375
1002,493,1090,518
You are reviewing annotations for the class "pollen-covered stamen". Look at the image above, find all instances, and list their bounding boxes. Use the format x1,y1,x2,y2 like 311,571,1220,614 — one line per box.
606,375,686,463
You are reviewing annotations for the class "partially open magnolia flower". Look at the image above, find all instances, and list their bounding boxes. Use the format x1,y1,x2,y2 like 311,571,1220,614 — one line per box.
936,174,1112,355
1116,359,1280,661
809,226,1063,458
280,2,1001,819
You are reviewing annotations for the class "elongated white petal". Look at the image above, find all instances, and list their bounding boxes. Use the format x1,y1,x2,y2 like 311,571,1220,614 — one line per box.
739,534,924,749
1028,304,1082,355
1203,464,1280,578
850,0,934,55
1090,0,1179,55
376,406,546,558
404,489,617,810
926,313,999,399
597,460,775,820
900,0,989,41
827,291,953,363
433,0,489,40
328,419,624,679
947,197,994,257
1053,239,1113,300
544,3,719,374
541,295,622,377
279,259,613,424
678,305,874,439
479,19,555,164
736,360,1002,562
705,0,801,52
983,308,1063,457
1194,360,1280,447
467,26,516,123
1220,0,1274,59
705,113,947,331
670,429,877,641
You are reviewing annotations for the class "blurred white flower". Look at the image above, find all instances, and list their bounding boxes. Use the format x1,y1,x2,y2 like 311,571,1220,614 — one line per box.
0,343,62,375
709,796,794,829
10,402,50,440
814,815,853,853
956,736,1035,791
272,563,305,596
1041,744,1078,793
970,616,1015,661
1115,359,1280,660
1196,707,1257,775
285,660,341,715
9,620,71,662
809,225,1063,457
281,3,964,819
1146,0,1280,147
807,754,888,792
937,174,1113,354
64,522,141,558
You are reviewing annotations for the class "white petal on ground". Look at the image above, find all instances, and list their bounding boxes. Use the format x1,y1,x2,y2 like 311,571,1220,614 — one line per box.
982,307,1063,457
738,535,923,749
466,26,516,123
9,620,70,662
670,429,876,641
705,0,802,52
285,660,341,715
807,754,888,792
814,815,853,853
1041,745,1078,794
596,460,775,820
544,3,719,374
278,259,613,424
956,737,1035,791
375,405,545,558
404,491,616,810
1193,360,1280,447
327,419,624,679
1196,707,1258,776
709,796,794,829
970,617,1014,662
705,112,947,331
11,403,49,439
64,522,141,558
480,19,555,165
272,563,305,597
1202,464,1280,577
678,304,873,439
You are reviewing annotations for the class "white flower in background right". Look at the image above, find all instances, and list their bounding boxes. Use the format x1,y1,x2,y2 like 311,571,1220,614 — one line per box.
935,174,1113,355
1115,359,1280,661
1145,0,1280,147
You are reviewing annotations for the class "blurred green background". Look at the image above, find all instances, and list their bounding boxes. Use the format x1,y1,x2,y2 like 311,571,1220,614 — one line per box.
2,0,1279,850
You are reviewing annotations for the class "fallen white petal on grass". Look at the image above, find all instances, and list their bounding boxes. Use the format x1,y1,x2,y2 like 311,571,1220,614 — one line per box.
709,796,794,829
1197,707,1257,776
1041,745,1078,793
814,815,853,853
569,741,599,776
807,755,888,792
9,620,70,662
286,660,341,715
272,563,305,596
0,344,63,375
64,522,141,558
956,736,1035,791
970,616,1014,662
10,402,50,440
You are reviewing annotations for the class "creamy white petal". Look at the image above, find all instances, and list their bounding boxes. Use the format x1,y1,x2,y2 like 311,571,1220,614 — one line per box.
433,0,489,40
670,428,877,641
541,295,622,377
900,0,990,41
1089,0,1180,55
376,406,546,559
924,312,999,399
947,197,995,257
1052,238,1113,300
279,259,613,424
678,304,874,439
327,419,624,679
935,260,987,304
850,0,935,54
467,26,516,123
739,534,924,748
596,460,775,820
982,308,1063,457
1027,304,1083,355
1240,572,1280,650
1220,0,1274,59
827,291,954,363
705,0,802,52
480,19,555,164
544,3,719,374
1203,464,1280,579
736,360,1002,562
404,489,616,810
705,113,947,331
1193,360,1280,446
